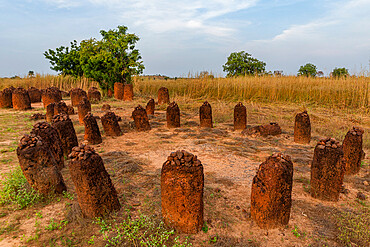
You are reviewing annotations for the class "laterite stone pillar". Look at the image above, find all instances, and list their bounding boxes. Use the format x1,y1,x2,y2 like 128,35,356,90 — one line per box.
28,87,41,103
77,97,91,124
52,114,79,157
146,98,155,115
199,101,213,128
294,111,311,144
54,101,69,115
343,127,364,175
132,105,151,131
251,153,293,229
87,87,101,103
0,88,13,108
70,88,87,107
83,113,102,145
166,102,180,128
123,84,134,101
161,150,204,234
101,111,122,136
41,87,62,108
158,87,170,105
234,102,247,130
114,82,124,100
46,102,55,122
12,88,31,110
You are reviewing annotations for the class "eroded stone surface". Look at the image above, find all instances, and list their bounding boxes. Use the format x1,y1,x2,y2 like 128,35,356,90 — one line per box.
132,105,151,131
77,97,91,124
114,82,124,100
52,114,78,157
158,87,170,105
294,111,311,144
166,102,180,128
146,98,155,115
199,101,213,128
70,88,87,107
12,87,31,110
234,102,247,130
83,113,102,145
101,111,122,136
343,127,364,175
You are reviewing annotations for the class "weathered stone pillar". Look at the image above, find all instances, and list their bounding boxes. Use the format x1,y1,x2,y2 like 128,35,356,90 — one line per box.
68,144,121,218
158,87,170,105
311,138,344,201
102,104,111,111
294,111,311,144
161,150,204,234
146,98,155,115
28,87,42,103
70,88,87,107
101,112,122,136
107,88,113,98
12,88,31,110
31,122,65,170
46,102,55,123
83,113,102,145
54,101,69,115
343,127,364,175
132,105,151,131
114,82,124,100
123,84,134,101
52,114,79,157
199,101,213,128
0,87,13,108
17,134,66,195
166,102,180,128
77,97,91,124
87,87,101,103
251,153,293,229
234,102,247,130
41,87,62,108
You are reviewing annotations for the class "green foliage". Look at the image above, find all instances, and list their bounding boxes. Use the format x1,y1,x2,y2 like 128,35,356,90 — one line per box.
0,167,41,209
45,218,69,231
332,67,349,78
291,225,306,238
44,25,144,91
222,51,266,77
298,63,317,77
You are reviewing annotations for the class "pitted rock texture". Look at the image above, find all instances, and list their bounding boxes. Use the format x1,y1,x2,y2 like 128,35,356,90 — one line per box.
199,101,213,128
166,102,180,128
294,111,311,144
107,88,113,98
251,153,293,229
0,87,13,108
87,87,101,103
311,138,344,201
102,104,111,111
12,87,31,110
114,82,124,100
16,134,66,195
234,102,247,130
41,87,62,108
343,127,364,175
158,87,170,105
123,84,134,101
77,97,91,124
54,101,69,115
46,102,55,123
68,144,121,218
161,150,204,234
70,88,87,107
132,105,151,131
146,98,155,115
83,113,102,145
52,114,78,157
242,122,282,137
28,87,41,103
101,111,122,136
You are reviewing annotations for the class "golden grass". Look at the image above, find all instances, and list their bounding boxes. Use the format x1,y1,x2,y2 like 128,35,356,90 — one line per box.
134,76,369,111
0,74,99,92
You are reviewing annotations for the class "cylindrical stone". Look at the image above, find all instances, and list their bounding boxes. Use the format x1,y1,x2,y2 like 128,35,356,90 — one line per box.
46,103,55,123
114,82,124,100
83,113,102,145
107,88,113,98
123,84,134,101
70,88,87,107
146,98,155,115
251,153,293,229
234,102,247,130
12,87,31,110
343,127,364,175
87,87,101,103
294,111,311,144
27,87,42,103
68,144,121,218
158,87,170,105
161,150,204,234
54,101,69,115
77,97,91,124
0,88,13,108
261,122,282,136
101,111,122,136
31,122,65,170
41,87,62,108
311,138,344,201
166,102,180,128
199,101,213,128
52,114,79,157
16,134,66,195
132,105,151,131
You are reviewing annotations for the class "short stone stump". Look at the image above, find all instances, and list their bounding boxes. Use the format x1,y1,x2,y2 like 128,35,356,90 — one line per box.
146,98,155,115
12,87,31,110
83,113,102,145
77,97,91,124
234,102,247,130
0,87,13,108
70,88,87,107
343,127,364,175
28,87,42,103
294,111,311,144
101,111,122,136
132,105,151,131
199,101,213,128
158,87,170,105
114,82,124,100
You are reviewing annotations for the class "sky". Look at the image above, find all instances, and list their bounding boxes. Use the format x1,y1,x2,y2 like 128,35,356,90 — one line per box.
0,0,370,77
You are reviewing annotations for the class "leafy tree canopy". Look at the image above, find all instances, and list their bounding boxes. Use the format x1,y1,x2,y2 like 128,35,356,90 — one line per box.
222,51,266,77
298,63,317,77
332,67,349,78
44,26,144,90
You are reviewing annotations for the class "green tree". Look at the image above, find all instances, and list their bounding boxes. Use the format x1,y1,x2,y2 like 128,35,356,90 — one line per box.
222,51,266,77
331,67,349,78
298,63,317,77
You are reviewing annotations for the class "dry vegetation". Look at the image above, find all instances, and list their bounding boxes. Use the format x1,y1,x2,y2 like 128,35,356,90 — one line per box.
0,74,369,246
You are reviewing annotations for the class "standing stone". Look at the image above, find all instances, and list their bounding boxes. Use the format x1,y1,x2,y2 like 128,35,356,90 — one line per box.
31,122,65,170
52,114,79,157
102,104,111,111
114,82,124,100
161,150,204,234
41,87,62,108
343,127,364,175
107,88,113,98
242,123,282,137
158,87,170,105
77,97,91,124
70,88,87,107
83,113,102,145
234,102,247,130
251,153,293,229
0,88,13,108
87,87,101,103
123,84,134,101
67,105,75,115
146,98,155,115
101,112,122,136
294,111,311,144
199,101,213,128
54,101,69,115
167,102,180,128
46,103,55,123
12,88,31,110
28,87,42,103
311,138,344,201
68,144,121,218
132,105,151,131
16,134,66,195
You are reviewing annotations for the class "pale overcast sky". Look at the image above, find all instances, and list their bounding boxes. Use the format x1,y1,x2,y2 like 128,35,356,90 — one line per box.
0,0,369,77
